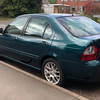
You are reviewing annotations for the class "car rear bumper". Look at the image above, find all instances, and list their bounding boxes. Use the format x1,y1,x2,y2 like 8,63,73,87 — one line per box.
59,59,100,82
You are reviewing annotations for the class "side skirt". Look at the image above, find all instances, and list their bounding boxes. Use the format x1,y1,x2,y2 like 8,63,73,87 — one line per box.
0,53,41,71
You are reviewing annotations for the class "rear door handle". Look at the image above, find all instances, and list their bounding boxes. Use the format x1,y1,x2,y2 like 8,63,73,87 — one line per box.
41,41,47,45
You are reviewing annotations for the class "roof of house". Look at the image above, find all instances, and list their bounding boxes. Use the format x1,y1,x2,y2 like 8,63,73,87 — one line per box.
42,0,50,4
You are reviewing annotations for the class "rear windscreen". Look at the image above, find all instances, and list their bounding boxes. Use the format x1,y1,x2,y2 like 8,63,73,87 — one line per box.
57,16,100,37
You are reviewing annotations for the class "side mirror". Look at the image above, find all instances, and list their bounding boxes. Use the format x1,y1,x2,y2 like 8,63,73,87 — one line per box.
0,28,3,33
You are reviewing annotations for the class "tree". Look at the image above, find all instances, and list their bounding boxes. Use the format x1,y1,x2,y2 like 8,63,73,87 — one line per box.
0,0,4,5
84,1,100,17
48,0,57,4
0,0,42,17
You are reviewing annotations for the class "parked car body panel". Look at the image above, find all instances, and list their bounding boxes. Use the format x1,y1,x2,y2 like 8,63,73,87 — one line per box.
0,14,100,82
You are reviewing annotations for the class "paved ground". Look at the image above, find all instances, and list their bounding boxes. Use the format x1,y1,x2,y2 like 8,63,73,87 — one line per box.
0,56,96,100
0,57,88,100
66,80,100,100
0,20,9,28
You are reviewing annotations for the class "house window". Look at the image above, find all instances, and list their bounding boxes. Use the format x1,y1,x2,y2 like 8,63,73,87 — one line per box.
80,0,87,1
93,0,100,3
70,6,77,12
61,0,67,1
71,0,77,1
80,6,84,12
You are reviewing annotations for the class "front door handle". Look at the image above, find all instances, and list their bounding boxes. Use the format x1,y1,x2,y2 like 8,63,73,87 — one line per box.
12,36,18,40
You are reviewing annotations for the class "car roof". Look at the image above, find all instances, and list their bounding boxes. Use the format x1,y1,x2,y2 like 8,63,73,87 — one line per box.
18,13,79,18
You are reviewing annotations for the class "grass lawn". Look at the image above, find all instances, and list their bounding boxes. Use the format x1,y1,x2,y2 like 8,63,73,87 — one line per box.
97,18,100,23
91,17,100,23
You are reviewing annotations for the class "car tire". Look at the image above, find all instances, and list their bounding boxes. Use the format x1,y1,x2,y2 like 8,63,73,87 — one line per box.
42,58,65,86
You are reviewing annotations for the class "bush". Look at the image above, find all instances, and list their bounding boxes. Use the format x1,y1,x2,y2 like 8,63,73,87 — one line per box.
84,1,100,17
48,0,57,4
0,0,42,17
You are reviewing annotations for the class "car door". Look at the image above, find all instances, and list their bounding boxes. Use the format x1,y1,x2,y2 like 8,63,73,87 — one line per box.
0,16,29,60
19,17,53,68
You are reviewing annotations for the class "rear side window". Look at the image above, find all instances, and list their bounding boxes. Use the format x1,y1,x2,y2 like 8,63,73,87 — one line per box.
5,17,29,35
57,17,100,37
25,17,48,37
43,25,52,39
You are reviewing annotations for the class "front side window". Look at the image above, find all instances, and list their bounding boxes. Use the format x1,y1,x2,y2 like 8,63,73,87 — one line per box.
57,16,100,37
25,18,48,37
5,17,29,34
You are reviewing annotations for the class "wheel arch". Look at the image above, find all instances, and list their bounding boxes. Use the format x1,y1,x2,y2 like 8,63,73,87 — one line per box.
40,53,66,76
40,55,58,68
41,55,66,85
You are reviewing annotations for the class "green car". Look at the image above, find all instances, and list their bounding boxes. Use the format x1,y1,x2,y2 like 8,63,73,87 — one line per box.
0,14,100,85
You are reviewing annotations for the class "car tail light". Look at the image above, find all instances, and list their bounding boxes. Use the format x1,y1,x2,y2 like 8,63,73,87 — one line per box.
81,46,97,61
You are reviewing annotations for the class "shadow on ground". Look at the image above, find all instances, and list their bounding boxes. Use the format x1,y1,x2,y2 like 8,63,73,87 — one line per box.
65,77,100,100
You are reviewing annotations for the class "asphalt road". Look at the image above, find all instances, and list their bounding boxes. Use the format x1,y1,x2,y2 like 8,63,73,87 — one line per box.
0,21,100,100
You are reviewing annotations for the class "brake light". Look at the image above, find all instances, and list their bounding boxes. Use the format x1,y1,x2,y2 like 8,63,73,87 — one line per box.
81,46,97,61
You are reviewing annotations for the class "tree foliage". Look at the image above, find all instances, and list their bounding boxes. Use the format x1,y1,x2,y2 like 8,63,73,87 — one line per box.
84,1,100,17
0,0,42,17
48,0,57,4
0,0,4,5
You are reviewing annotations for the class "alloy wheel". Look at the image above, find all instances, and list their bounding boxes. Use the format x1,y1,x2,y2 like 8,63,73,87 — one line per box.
44,62,61,85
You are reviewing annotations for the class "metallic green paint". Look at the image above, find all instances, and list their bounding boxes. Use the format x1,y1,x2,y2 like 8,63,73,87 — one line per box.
0,14,100,82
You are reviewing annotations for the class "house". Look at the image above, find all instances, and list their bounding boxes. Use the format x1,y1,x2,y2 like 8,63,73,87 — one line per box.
57,0,94,13
42,0,50,4
42,0,70,13
43,4,70,13
42,0,49,13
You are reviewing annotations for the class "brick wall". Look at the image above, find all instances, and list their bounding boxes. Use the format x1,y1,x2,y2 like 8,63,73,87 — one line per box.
57,0,92,12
